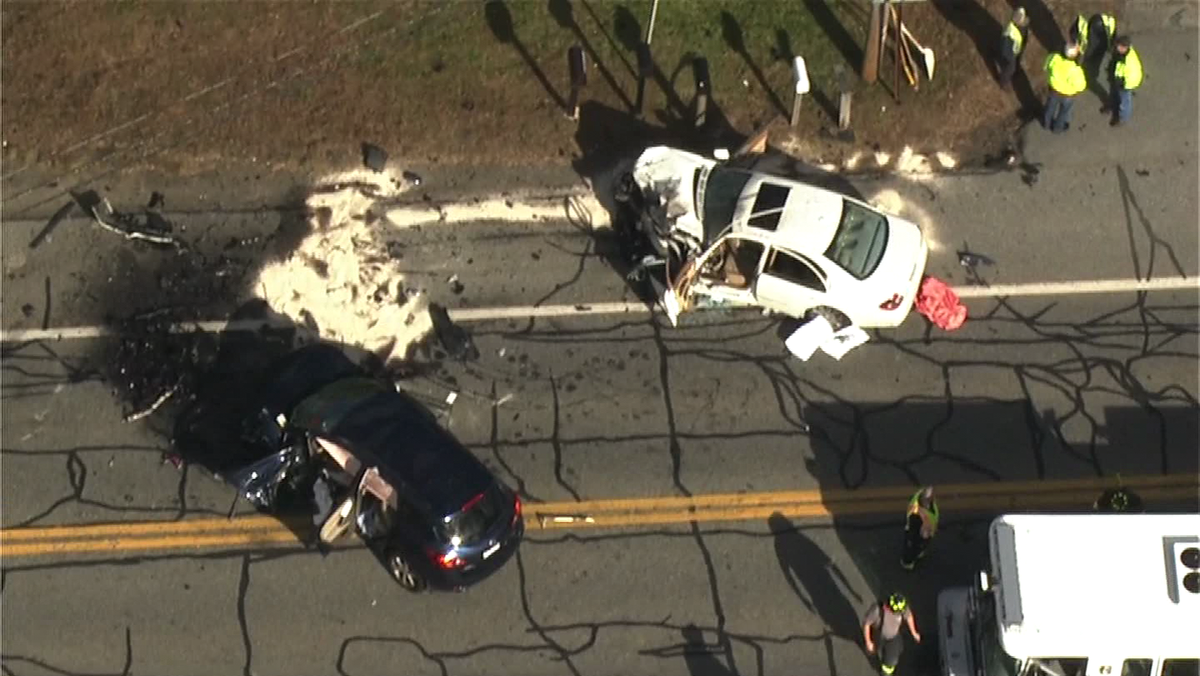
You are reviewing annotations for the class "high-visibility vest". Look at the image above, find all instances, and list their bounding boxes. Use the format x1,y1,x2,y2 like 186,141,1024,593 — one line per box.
1075,15,1089,50
1077,13,1118,52
907,490,939,533
1005,21,1025,55
1045,53,1087,96
1099,14,1117,40
1115,47,1144,89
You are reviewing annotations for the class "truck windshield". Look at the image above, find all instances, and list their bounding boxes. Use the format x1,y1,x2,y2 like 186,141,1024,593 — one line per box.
975,590,1020,676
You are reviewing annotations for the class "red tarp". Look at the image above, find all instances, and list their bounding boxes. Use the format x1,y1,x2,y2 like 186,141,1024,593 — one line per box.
915,276,967,330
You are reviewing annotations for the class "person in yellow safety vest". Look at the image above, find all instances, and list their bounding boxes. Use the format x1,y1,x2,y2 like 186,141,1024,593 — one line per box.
1108,35,1143,126
900,486,938,570
1042,43,1087,133
1072,13,1118,79
997,7,1031,88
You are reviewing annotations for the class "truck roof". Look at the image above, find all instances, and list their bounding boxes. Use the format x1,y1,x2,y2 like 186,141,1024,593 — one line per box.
991,513,1200,659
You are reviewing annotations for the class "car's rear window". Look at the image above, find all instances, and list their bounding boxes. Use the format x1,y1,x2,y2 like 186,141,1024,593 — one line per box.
443,484,506,544
824,200,889,280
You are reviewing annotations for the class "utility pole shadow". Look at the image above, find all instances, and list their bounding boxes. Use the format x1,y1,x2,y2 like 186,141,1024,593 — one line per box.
721,11,789,118
549,0,635,112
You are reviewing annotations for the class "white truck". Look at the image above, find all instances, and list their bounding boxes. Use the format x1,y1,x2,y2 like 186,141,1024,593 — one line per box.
937,513,1200,676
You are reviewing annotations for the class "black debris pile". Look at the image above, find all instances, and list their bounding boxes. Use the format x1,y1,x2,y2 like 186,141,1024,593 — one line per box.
108,310,217,423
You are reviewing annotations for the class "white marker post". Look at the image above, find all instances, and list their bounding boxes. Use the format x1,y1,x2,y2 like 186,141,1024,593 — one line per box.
791,56,810,127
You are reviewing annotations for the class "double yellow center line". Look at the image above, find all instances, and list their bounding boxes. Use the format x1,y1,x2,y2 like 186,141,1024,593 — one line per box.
2,474,1195,559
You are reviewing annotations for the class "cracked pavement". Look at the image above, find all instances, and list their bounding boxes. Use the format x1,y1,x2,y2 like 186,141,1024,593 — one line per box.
2,8,1199,676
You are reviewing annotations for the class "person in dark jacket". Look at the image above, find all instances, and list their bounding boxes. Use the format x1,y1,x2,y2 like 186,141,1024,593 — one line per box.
997,7,1031,88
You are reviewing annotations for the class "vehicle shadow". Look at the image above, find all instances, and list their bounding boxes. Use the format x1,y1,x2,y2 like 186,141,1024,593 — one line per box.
486,0,568,112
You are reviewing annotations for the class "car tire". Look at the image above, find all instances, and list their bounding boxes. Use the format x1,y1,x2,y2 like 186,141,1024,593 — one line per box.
387,550,428,592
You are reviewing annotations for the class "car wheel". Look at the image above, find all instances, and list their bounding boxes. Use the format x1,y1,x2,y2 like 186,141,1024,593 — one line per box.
387,550,427,592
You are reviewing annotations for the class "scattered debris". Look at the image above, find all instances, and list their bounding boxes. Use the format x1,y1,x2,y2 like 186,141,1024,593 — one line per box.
957,250,996,270
361,143,388,173
444,391,458,406
428,303,479,361
1135,169,1150,177
74,191,183,248
255,167,433,364
447,274,465,295
21,304,34,317
402,170,423,186
915,276,967,330
784,309,869,361
147,191,165,209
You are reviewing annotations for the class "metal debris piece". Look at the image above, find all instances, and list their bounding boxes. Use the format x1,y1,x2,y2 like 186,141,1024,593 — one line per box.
78,193,183,248
957,251,996,269
428,303,479,361
447,274,465,295
124,382,180,422
402,171,423,186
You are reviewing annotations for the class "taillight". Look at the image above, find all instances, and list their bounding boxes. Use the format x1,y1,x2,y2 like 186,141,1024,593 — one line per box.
511,494,522,524
428,547,466,569
880,293,904,311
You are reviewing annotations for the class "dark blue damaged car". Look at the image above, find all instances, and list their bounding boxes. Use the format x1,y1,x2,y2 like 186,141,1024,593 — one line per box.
224,343,524,591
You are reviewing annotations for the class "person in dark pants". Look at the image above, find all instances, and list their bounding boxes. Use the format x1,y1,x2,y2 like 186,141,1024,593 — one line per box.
862,593,922,675
900,486,938,570
1071,13,1117,82
1106,36,1144,126
997,7,1030,88
1043,43,1086,133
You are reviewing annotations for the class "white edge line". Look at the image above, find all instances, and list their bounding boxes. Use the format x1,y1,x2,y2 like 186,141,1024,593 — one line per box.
2,279,1196,343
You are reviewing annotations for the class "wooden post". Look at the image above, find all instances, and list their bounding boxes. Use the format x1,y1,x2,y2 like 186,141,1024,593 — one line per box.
567,45,587,121
863,0,882,85
693,56,710,129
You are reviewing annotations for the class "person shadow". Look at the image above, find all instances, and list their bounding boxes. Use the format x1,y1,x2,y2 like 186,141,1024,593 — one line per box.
769,512,865,674
680,624,737,676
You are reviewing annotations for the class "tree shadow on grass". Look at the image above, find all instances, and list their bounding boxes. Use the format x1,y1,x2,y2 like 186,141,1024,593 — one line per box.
486,0,567,111
802,0,864,75
721,11,788,118
548,0,635,111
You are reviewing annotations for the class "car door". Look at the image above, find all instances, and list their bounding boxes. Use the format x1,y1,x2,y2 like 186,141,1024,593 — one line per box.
753,246,830,318
685,235,766,308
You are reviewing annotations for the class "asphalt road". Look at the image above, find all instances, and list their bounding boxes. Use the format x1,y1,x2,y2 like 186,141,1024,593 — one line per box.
3,9,1199,676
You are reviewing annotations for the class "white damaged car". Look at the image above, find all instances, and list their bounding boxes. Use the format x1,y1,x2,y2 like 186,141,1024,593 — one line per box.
614,146,928,328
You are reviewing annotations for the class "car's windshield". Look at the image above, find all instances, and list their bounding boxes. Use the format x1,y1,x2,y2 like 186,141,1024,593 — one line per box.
700,167,752,241
974,589,1020,676
442,484,506,544
824,200,889,280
